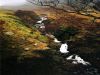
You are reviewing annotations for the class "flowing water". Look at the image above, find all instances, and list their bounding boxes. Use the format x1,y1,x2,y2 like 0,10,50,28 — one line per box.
1,3,100,75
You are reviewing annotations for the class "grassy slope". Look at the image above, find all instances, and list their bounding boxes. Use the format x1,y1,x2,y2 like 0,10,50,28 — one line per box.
0,10,49,59
34,8,100,31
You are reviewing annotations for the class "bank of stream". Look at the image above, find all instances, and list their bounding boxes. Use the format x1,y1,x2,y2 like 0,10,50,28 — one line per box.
1,12,100,75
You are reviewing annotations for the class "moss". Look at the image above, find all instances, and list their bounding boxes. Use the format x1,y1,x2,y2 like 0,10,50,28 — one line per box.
38,35,48,43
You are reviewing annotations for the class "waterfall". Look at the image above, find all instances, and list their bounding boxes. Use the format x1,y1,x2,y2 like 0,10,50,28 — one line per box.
66,54,91,65
60,43,69,53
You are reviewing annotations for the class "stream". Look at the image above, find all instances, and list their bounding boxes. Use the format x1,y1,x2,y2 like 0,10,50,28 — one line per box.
33,16,100,75
10,16,99,75
1,11,100,75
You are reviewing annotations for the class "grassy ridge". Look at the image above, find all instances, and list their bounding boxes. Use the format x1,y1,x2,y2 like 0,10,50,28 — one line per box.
0,10,49,59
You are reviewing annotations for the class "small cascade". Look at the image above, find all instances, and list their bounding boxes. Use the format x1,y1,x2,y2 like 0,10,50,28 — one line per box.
66,54,91,65
60,43,69,53
35,15,47,29
54,38,61,43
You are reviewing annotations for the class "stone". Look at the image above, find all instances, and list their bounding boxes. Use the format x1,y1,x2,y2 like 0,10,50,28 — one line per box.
24,47,30,51
5,31,14,35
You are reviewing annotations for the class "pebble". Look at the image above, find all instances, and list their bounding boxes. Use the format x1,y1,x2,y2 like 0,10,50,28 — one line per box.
24,47,30,51
5,31,14,35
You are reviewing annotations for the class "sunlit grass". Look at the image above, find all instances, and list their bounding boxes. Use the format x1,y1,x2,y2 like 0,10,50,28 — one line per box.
0,10,49,58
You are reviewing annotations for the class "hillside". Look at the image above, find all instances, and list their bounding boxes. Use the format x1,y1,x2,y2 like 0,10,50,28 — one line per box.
0,9,100,75
0,10,49,59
